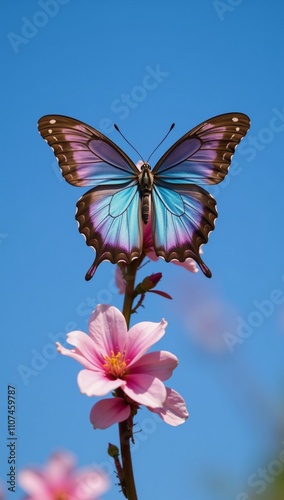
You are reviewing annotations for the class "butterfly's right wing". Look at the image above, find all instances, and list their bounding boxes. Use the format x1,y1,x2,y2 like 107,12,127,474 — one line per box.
38,115,139,187
76,183,143,280
151,113,250,276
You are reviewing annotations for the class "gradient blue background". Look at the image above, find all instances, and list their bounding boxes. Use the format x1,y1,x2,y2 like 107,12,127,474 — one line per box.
1,1,284,499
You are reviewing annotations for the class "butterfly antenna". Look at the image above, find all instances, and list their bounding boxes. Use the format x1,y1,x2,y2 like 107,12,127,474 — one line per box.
114,124,144,161
146,123,175,162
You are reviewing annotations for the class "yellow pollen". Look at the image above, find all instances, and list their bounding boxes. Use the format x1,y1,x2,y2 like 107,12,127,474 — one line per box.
103,350,127,378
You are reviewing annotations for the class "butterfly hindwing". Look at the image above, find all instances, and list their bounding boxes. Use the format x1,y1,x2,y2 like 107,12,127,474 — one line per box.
76,183,142,280
38,115,139,188
152,183,217,277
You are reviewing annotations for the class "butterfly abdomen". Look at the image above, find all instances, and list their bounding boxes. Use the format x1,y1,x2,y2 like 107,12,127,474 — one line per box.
142,194,150,224
139,163,154,224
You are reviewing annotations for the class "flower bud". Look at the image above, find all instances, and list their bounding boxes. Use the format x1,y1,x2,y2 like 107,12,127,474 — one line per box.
108,443,119,458
135,273,162,294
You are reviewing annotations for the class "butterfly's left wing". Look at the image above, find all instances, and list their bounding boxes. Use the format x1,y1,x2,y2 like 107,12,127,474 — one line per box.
76,183,142,280
38,115,139,187
38,115,142,278
151,113,250,276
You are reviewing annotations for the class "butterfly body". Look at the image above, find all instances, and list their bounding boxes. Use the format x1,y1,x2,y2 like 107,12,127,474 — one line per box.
138,162,154,223
38,113,250,280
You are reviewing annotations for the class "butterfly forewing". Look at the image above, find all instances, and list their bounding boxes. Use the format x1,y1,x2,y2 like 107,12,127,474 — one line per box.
152,113,250,185
38,115,139,187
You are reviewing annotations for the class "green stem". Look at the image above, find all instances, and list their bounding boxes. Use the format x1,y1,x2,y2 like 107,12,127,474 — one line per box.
119,259,139,499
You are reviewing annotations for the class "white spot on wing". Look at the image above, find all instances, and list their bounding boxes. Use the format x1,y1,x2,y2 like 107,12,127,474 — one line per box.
232,117,238,122
48,129,53,134
49,119,56,124
236,126,240,131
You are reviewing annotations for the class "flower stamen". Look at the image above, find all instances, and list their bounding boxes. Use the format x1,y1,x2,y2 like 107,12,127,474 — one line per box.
103,351,127,378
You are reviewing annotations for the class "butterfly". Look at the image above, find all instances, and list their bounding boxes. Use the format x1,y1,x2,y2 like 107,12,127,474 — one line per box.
38,113,250,280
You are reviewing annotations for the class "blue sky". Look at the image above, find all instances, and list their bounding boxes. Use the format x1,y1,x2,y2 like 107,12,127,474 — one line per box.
1,1,284,499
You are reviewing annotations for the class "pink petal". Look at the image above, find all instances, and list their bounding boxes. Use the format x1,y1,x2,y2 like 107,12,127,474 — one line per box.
90,398,130,429
142,219,154,254
45,451,75,483
65,330,102,368
115,265,126,294
18,470,51,499
147,251,197,272
73,467,110,499
56,342,97,371
127,319,167,366
88,305,128,355
123,374,166,408
77,369,123,396
172,258,198,273
130,351,178,381
146,249,158,261
148,388,189,426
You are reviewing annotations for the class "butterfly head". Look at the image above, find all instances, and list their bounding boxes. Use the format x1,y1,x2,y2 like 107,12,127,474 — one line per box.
141,161,151,171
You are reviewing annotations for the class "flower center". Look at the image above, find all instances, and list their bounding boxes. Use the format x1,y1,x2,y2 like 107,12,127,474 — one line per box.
55,493,69,500
103,350,127,378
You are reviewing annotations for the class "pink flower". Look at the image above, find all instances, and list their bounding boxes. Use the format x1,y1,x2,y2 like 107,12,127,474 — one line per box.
18,450,109,500
56,305,187,427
